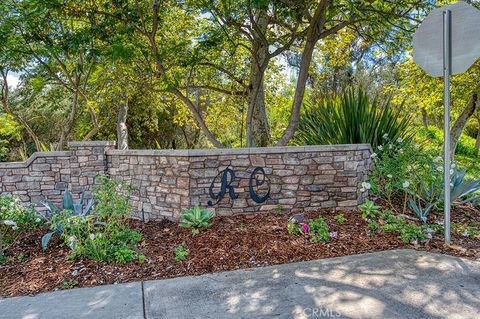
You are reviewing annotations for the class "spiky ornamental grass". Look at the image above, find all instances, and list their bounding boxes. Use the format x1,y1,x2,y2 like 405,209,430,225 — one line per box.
294,87,412,148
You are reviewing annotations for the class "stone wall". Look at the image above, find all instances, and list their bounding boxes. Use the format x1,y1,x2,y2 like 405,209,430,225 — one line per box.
0,141,372,220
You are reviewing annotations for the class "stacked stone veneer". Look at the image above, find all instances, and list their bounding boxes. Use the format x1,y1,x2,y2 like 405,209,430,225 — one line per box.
0,141,372,220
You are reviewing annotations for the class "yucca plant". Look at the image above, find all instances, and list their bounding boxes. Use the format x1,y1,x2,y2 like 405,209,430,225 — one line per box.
179,205,215,233
294,87,412,148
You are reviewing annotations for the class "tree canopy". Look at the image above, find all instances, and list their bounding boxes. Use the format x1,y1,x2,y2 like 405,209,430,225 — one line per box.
0,0,479,161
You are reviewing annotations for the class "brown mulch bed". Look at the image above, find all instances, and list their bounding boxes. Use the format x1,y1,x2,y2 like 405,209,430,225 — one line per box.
1,209,479,297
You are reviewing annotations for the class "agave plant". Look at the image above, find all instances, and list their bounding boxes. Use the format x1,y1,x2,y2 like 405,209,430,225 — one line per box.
39,188,95,251
408,199,435,225
448,167,480,205
179,205,215,233
294,87,412,148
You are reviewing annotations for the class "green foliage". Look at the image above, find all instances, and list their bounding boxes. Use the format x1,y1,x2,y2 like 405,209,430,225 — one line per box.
367,220,380,234
0,114,21,162
287,219,302,235
274,204,284,215
358,200,381,221
417,125,479,158
179,205,215,232
308,217,330,243
61,279,79,290
378,210,406,233
295,87,412,148
368,209,428,244
174,244,188,262
333,214,347,223
42,176,143,263
0,195,41,230
369,138,442,204
400,224,428,244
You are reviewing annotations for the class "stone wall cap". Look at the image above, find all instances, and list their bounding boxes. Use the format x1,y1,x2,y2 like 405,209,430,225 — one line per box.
68,141,116,147
106,144,372,157
0,151,72,169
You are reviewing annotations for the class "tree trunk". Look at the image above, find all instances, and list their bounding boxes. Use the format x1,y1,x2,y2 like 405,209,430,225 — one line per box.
246,14,270,147
58,89,79,150
117,95,129,150
450,88,479,157
421,107,429,128
276,0,331,146
276,38,320,146
475,119,480,157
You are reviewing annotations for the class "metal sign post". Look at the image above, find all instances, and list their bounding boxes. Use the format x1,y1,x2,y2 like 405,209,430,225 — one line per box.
412,1,480,244
443,9,451,243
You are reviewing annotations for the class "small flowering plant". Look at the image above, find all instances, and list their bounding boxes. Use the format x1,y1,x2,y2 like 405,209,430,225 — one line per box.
287,215,331,242
369,137,443,212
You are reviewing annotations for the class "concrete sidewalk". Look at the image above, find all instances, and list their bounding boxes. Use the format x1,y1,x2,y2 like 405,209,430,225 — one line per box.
1,249,479,319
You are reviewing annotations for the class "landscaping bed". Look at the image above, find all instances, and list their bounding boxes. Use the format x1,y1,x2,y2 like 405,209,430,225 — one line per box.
1,207,478,297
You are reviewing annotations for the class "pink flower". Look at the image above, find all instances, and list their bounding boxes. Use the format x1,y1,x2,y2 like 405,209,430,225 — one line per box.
302,224,310,233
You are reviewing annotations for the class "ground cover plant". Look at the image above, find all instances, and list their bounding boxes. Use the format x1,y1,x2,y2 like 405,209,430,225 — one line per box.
0,196,42,263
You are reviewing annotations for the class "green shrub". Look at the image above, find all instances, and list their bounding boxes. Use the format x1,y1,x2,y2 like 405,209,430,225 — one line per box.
47,176,143,263
179,205,215,233
174,244,188,262
295,87,411,148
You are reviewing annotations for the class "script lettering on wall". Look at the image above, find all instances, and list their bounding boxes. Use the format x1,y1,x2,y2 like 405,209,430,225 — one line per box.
208,167,270,206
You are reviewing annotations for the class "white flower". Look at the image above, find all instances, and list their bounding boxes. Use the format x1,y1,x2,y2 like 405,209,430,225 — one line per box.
3,220,17,227
361,182,371,190
414,144,420,149
370,153,377,159
387,174,393,179
389,144,393,149
398,148,404,154
434,156,442,163
436,166,443,172
397,137,403,143
402,181,410,188
451,163,456,168
450,169,454,175
462,230,469,237
377,145,383,151
35,218,41,223
89,233,95,240
450,182,454,187
360,188,366,192
383,133,389,139
97,233,102,238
